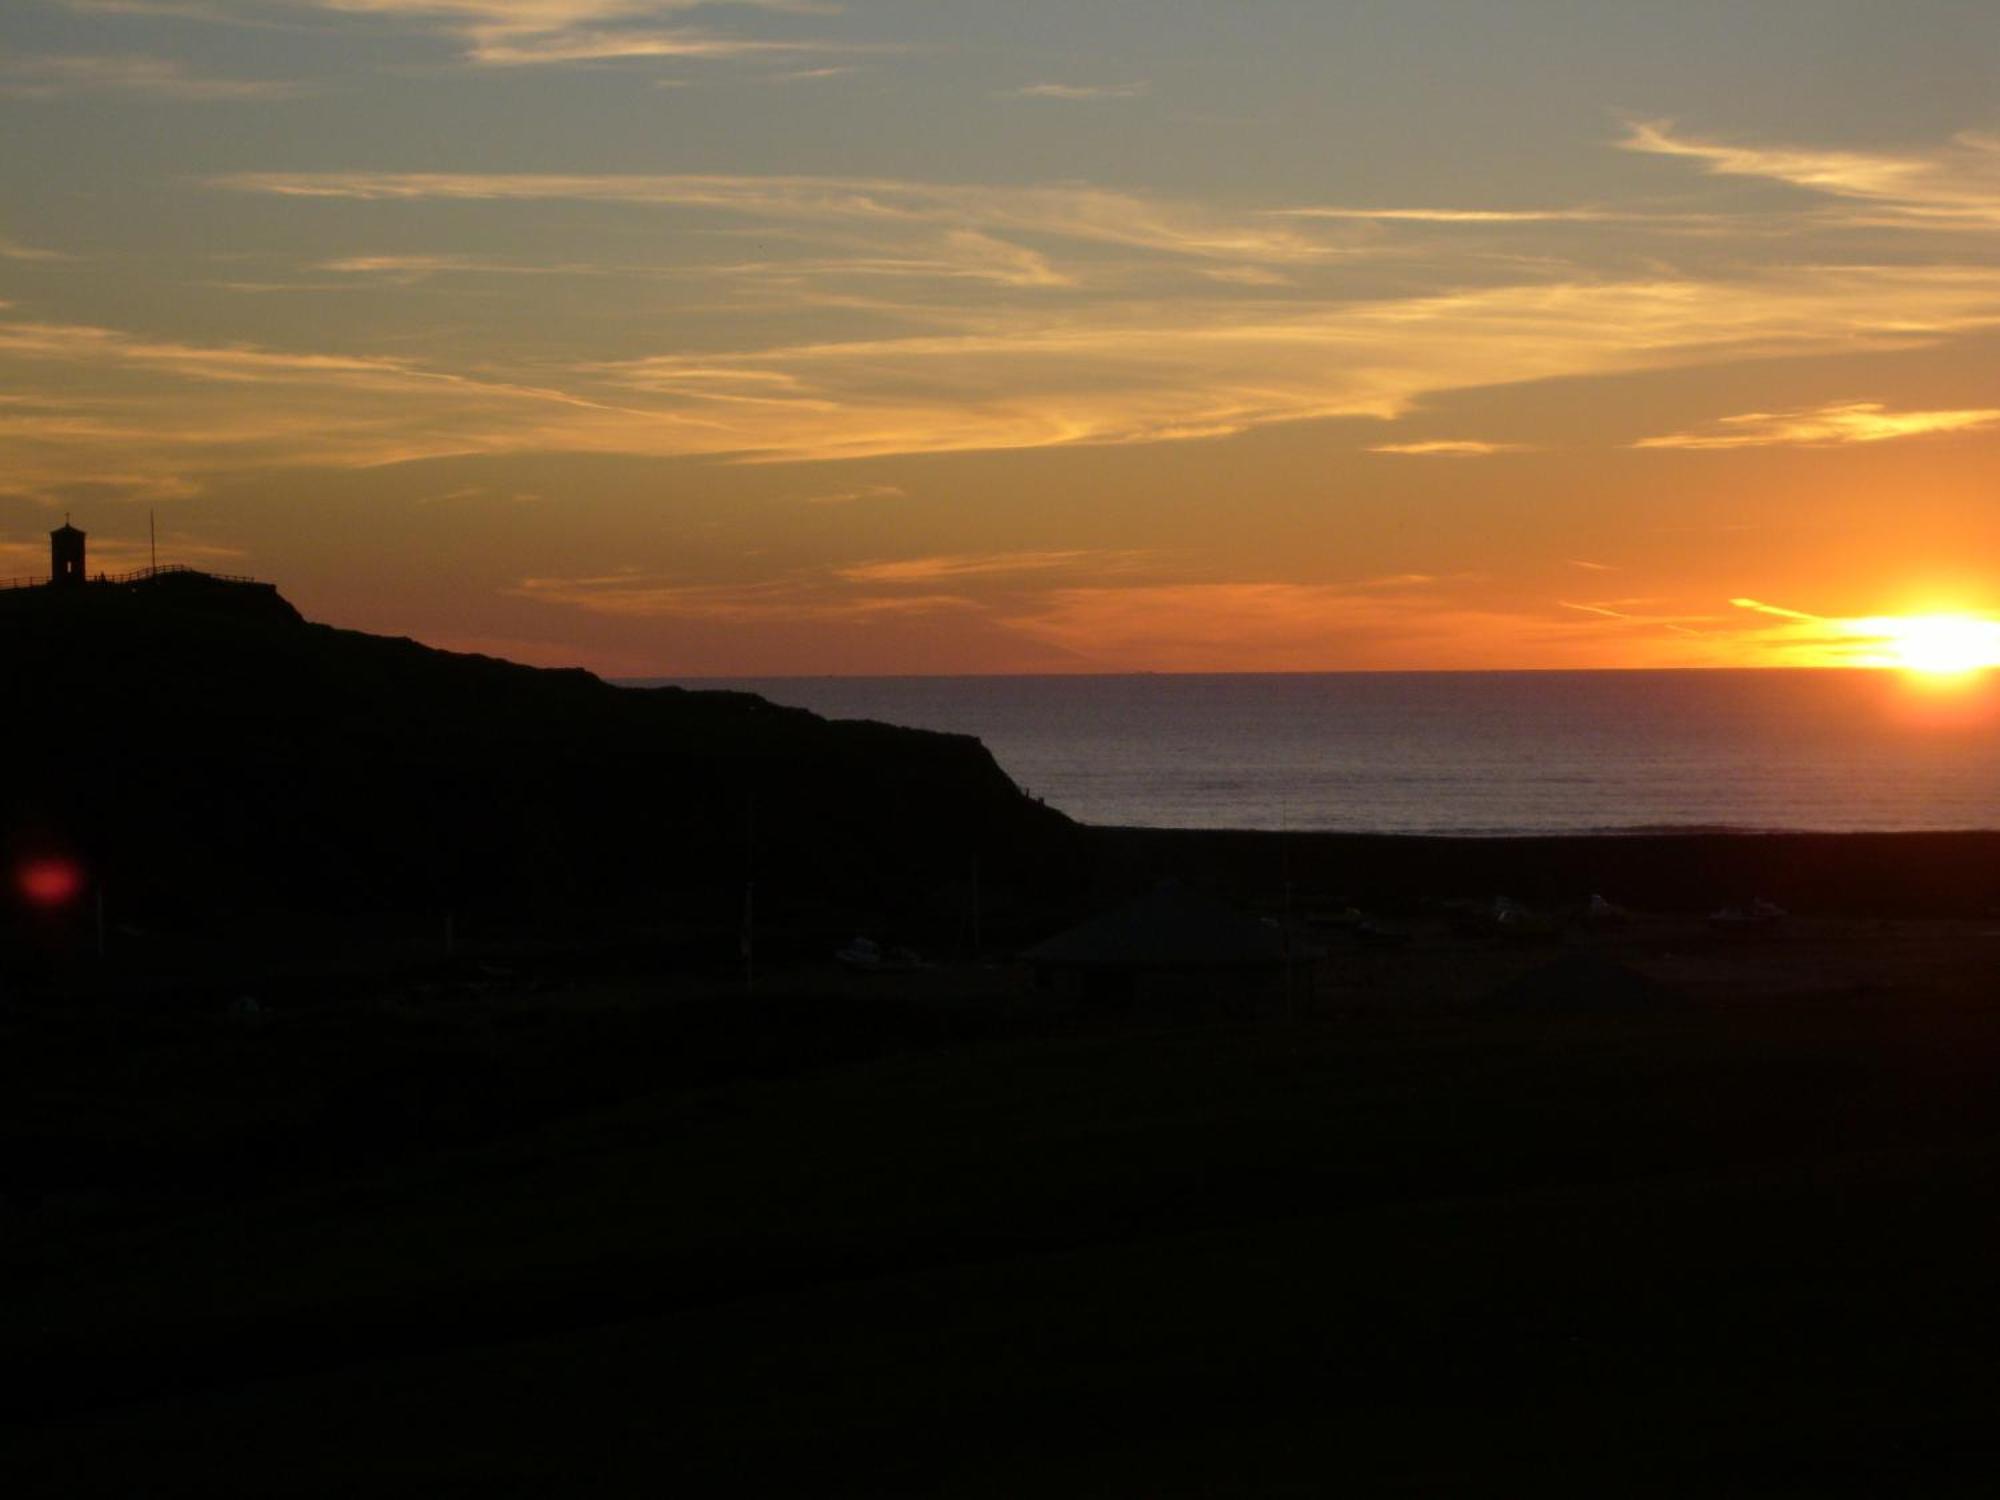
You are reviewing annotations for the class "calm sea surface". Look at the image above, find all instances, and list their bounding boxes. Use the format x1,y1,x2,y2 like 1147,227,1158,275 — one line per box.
639,671,2000,836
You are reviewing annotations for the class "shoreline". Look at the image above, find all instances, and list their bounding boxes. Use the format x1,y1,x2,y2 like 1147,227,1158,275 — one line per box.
1084,825,2000,917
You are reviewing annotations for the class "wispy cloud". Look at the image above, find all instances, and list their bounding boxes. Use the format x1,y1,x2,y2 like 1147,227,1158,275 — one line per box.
211,168,2000,464
511,571,977,624
594,266,2000,461
1636,399,2000,450
795,482,904,505
0,308,657,497
0,53,300,99
1369,439,1531,457
314,252,618,280
12,255,2000,497
1274,206,1651,224
503,566,1829,672
0,314,610,397
455,27,856,66
1622,121,2000,230
1003,582,1691,672
758,65,854,82
836,550,1145,585
55,1,264,21
312,241,1061,288
698,230,1074,288
298,1,865,68
1714,597,2000,668
1731,597,1820,622
1198,266,1294,287
1006,81,1148,101
0,234,70,262
523,565,1725,669
212,170,1332,264
16,136,2000,494
1556,599,1718,639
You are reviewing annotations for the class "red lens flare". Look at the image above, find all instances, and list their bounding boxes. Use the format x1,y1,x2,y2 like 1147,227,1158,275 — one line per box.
17,858,86,908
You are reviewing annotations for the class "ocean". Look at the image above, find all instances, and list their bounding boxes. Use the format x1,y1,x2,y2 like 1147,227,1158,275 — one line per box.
640,671,2000,836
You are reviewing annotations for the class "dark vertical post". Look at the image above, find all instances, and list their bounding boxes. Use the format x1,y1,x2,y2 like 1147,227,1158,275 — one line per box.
970,854,981,960
1282,833,1296,1023
742,794,756,998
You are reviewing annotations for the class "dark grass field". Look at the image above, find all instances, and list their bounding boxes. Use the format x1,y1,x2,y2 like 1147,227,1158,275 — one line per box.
7,915,2000,1495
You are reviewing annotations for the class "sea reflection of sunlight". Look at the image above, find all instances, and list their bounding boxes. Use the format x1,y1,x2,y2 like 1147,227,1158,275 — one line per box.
1880,649,2000,732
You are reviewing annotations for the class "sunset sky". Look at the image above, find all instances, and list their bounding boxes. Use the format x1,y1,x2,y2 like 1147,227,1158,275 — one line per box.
2,1,1997,674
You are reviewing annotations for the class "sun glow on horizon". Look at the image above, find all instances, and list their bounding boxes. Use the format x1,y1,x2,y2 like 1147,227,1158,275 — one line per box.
1850,613,2000,678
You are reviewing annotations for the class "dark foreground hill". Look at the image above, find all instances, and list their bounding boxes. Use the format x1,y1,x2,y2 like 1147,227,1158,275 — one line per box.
9,919,2000,1497
0,576,1075,946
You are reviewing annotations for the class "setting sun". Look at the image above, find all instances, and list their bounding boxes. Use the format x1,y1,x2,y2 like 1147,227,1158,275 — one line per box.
1864,615,2000,676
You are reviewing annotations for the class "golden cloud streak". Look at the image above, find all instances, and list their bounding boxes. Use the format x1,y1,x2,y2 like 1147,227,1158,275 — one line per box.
596,267,2000,461
1636,400,2000,450
511,572,977,623
304,1,855,67
835,550,1145,584
1368,440,1530,457
999,583,1707,672
1731,597,1821,622
7,257,2000,494
1274,206,1664,224
1717,599,2000,670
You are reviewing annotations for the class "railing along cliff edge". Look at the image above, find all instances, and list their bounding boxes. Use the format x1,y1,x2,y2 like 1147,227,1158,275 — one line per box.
0,564,263,591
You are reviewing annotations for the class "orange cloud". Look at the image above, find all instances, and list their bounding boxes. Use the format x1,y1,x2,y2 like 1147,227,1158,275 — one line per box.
1716,598,2000,669
1636,400,2000,450
1368,439,1531,457
836,550,1144,584
9,254,2000,498
511,571,979,623
1001,582,1703,672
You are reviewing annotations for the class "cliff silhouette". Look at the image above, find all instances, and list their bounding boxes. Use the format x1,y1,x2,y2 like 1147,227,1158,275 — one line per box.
0,576,1075,938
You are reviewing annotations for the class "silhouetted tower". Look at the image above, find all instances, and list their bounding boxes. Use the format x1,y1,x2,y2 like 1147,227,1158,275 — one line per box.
50,519,85,588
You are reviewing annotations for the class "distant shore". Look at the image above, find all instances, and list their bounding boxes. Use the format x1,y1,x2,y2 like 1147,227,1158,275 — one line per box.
1087,826,2000,918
